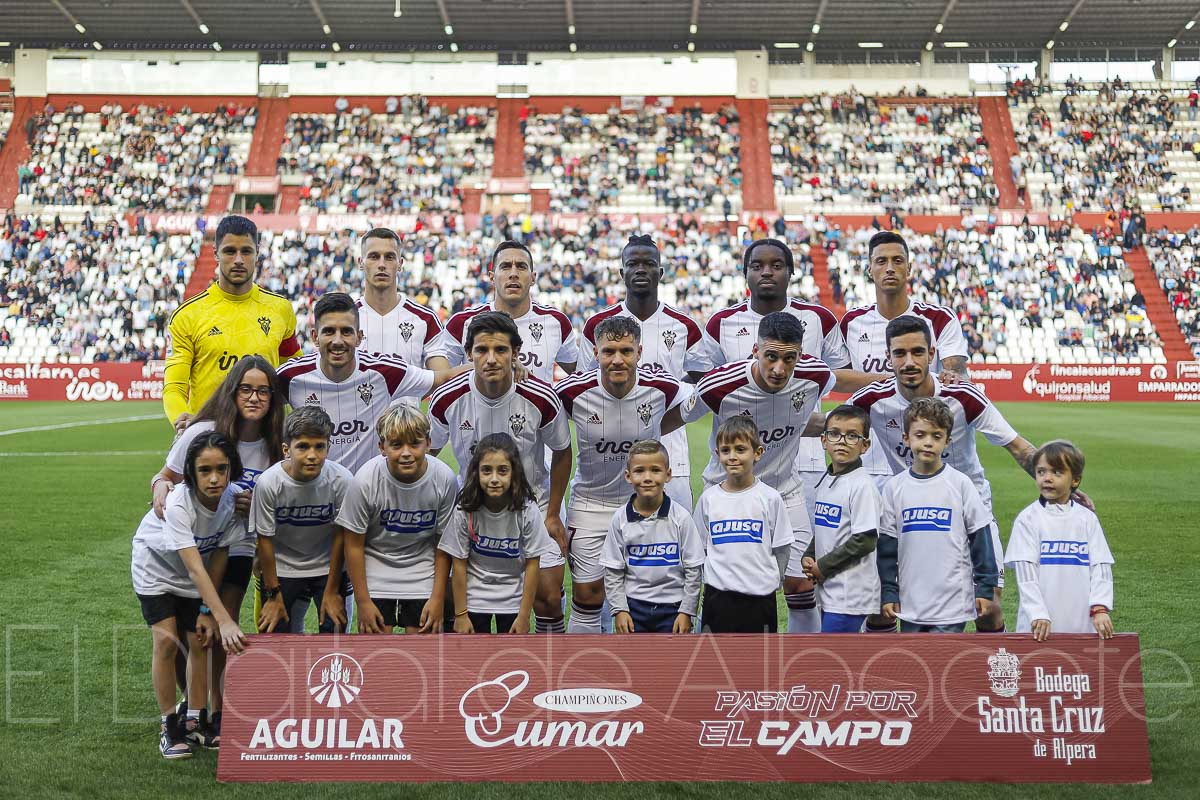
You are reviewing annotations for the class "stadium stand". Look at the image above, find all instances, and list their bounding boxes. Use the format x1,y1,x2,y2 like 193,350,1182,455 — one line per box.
769,95,999,215
826,222,1167,364
0,217,202,363
1145,227,1200,357
0,110,12,149
1012,88,1200,214
276,98,495,215
14,103,255,218
523,104,742,215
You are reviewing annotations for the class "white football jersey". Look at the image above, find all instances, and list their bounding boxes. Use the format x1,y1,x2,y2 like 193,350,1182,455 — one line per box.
429,373,570,507
879,465,993,625
165,419,270,558
1005,499,1115,634
334,455,458,600
131,483,246,597
356,295,452,367
599,495,706,606
841,301,968,475
850,377,1018,508
686,356,835,500
250,460,354,579
437,502,556,614
693,479,793,596
810,466,882,616
556,365,688,514
445,301,579,383
277,352,435,473
706,297,849,473
579,301,712,475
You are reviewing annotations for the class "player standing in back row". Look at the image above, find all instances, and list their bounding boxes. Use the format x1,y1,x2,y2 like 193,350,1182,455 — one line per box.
839,230,969,634
579,234,712,509
445,240,578,382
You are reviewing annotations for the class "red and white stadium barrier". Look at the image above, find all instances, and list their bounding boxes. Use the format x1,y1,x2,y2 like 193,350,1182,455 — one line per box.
217,634,1150,784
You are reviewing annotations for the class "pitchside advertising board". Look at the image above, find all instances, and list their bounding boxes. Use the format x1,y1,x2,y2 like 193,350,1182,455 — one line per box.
218,634,1150,784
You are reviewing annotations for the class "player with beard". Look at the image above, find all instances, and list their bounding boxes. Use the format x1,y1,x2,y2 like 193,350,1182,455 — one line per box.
445,240,578,383
579,235,712,509
354,227,452,370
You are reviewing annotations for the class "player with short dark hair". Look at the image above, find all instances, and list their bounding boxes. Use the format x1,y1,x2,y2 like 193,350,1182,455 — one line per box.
445,239,578,382
164,214,300,430
252,405,354,635
355,227,452,371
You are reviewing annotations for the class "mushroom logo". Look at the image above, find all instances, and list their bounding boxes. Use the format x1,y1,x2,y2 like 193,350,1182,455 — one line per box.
458,670,529,735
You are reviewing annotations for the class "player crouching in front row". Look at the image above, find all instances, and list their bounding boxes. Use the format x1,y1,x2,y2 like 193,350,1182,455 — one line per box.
131,432,248,759
1006,440,1115,641
439,433,556,633
601,441,705,633
337,405,458,634
252,406,355,634
877,398,999,632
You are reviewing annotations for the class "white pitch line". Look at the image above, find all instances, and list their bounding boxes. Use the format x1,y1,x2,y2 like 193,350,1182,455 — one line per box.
0,450,164,457
0,414,162,437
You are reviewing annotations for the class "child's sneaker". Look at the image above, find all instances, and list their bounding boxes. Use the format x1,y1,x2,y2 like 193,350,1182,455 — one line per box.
184,710,220,750
160,713,193,760
209,710,222,740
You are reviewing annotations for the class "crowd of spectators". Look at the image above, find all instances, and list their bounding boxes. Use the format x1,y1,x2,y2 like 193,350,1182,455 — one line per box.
16,102,255,213
0,214,200,362
277,98,494,215
523,104,742,215
826,220,1165,363
1145,226,1200,357
1012,89,1199,213
769,94,998,215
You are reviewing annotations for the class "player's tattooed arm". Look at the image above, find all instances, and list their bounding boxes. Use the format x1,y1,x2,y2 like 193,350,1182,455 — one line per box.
1005,435,1039,478
939,355,970,384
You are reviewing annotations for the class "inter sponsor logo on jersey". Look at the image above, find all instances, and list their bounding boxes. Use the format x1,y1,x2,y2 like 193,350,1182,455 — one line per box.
709,519,765,545
379,508,438,534
1039,540,1090,566
471,535,521,559
901,506,952,534
626,542,680,567
276,503,337,527
813,502,842,528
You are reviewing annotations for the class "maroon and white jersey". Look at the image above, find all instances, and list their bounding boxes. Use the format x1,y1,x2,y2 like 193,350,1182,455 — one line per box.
428,373,571,507
356,295,451,367
685,356,835,500
556,365,689,514
444,301,578,383
840,300,968,475
849,376,1019,509
277,352,435,473
705,297,849,472
578,301,711,475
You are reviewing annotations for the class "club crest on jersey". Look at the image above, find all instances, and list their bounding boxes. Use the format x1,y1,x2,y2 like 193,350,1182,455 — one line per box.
357,382,374,405
258,316,272,336
790,388,809,414
509,413,527,436
636,401,653,428
398,321,415,343
662,329,677,350
528,322,544,343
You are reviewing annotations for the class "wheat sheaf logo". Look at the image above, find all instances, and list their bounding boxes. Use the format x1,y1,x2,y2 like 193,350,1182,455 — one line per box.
308,653,364,708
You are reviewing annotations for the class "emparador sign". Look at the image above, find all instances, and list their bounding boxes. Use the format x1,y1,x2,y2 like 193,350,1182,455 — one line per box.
218,634,1150,784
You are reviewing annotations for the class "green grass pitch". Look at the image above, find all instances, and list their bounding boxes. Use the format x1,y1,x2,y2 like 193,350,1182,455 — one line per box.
0,401,1196,798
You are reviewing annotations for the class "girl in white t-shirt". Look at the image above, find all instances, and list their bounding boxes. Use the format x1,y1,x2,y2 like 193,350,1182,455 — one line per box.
439,433,553,634
131,432,248,760
1006,440,1114,641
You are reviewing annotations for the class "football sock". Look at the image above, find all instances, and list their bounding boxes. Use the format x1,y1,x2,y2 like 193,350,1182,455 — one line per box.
866,619,898,633
567,601,602,634
785,590,820,633
535,615,565,634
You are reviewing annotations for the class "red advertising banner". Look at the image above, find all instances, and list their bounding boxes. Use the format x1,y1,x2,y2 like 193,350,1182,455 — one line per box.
967,362,1200,403
0,362,165,402
218,634,1150,784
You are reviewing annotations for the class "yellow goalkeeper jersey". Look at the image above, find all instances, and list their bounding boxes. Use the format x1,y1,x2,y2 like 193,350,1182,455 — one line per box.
163,282,301,421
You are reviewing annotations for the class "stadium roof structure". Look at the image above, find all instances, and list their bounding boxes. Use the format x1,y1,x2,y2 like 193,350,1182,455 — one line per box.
3,0,1200,62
